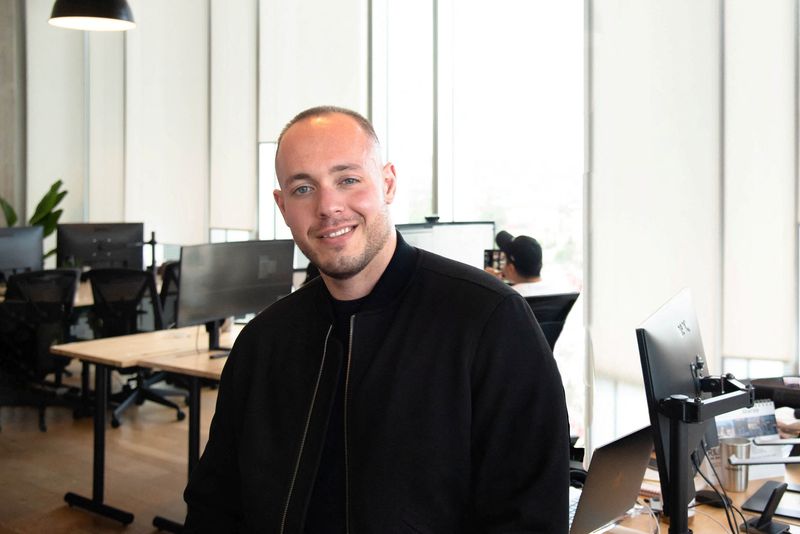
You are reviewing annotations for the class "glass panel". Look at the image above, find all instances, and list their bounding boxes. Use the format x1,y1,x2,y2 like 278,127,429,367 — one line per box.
447,0,585,435
382,0,434,224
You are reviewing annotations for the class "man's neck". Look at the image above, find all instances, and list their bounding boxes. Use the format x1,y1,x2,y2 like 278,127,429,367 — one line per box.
514,275,542,284
322,230,398,301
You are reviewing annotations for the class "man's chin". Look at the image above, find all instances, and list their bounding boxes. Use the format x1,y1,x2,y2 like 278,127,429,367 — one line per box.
319,268,358,281
316,256,369,281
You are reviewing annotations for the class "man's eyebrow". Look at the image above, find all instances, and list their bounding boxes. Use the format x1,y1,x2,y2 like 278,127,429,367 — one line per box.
286,172,312,184
284,164,363,184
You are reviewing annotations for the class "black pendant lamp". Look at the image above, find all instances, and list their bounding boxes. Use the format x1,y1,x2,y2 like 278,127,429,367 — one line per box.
49,0,136,31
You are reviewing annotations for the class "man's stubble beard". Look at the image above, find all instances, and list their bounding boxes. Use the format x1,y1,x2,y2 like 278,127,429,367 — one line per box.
298,206,393,281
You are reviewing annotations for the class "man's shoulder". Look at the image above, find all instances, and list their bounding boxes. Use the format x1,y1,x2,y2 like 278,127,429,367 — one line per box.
415,249,517,299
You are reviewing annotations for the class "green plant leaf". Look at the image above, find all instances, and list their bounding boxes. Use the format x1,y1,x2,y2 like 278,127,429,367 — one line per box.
0,196,18,227
40,209,63,238
44,247,57,259
29,180,65,226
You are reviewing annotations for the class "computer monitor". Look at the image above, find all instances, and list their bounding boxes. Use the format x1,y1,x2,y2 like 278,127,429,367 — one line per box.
177,239,295,350
397,221,495,269
0,226,44,282
636,288,718,513
56,223,144,270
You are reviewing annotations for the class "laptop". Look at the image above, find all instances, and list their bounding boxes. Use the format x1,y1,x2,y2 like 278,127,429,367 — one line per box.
569,425,653,534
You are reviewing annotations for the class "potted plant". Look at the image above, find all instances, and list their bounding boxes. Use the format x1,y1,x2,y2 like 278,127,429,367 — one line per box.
0,179,67,258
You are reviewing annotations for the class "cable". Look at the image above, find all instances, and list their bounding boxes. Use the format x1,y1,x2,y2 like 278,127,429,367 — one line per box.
693,451,737,533
636,498,661,534
731,504,750,534
705,443,749,534
695,448,737,534
694,508,734,532
702,442,751,534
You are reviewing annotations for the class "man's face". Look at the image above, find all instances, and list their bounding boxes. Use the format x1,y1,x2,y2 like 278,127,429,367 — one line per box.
273,114,396,280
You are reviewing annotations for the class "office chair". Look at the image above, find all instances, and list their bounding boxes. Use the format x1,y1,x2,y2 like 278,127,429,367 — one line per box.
524,292,580,351
85,268,187,428
0,269,81,430
159,260,180,329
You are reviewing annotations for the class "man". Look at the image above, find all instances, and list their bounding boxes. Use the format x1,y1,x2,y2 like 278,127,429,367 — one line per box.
183,106,569,532
493,230,570,297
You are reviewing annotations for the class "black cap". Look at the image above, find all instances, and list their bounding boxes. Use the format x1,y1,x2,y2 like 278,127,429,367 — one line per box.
496,231,543,278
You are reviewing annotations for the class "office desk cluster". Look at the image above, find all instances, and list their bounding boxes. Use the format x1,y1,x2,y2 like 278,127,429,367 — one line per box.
50,325,800,534
50,324,239,530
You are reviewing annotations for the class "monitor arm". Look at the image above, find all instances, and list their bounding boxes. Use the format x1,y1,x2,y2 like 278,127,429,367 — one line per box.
658,375,755,534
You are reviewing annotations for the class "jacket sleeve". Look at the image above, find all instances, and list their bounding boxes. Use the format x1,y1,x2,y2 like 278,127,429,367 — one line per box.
470,293,570,533
183,337,248,533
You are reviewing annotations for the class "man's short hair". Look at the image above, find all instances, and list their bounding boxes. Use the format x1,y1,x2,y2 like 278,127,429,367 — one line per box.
496,231,543,278
276,105,380,155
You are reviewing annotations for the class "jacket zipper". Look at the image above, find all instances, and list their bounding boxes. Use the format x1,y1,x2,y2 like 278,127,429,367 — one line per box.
344,315,355,534
279,326,333,534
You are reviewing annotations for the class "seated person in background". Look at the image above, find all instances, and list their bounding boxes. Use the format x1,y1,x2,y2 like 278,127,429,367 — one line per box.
489,230,572,297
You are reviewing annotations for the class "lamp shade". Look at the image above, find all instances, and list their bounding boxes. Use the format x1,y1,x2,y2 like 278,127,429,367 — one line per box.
49,0,136,31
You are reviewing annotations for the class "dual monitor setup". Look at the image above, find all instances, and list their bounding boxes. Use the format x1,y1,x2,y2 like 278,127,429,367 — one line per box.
0,223,297,354
2,221,498,354
0,222,145,282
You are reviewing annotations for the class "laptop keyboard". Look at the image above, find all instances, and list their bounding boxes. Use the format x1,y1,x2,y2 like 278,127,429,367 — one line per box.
568,486,582,527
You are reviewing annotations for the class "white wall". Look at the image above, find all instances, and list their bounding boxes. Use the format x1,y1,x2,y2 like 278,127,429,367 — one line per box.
588,0,799,445
26,0,369,246
125,0,209,246
26,0,85,225
589,0,722,387
87,32,125,222
722,0,797,363
209,0,258,232
258,0,370,142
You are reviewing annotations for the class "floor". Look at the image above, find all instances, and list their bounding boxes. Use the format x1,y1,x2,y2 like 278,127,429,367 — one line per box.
0,361,217,533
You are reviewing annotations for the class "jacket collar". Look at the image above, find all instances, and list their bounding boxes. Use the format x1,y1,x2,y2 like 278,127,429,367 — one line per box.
313,230,417,319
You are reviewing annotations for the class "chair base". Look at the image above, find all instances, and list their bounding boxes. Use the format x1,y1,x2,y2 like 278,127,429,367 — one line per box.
110,371,187,428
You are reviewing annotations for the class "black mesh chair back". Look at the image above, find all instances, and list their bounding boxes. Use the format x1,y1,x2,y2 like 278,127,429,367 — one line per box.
159,261,180,329
84,268,185,427
3,269,79,378
86,268,163,338
5,269,79,321
524,292,580,350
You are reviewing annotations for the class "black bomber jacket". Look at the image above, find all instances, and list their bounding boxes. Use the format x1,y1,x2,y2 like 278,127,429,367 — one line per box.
184,234,569,533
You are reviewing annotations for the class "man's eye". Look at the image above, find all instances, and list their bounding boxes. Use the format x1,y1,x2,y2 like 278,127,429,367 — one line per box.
341,177,359,185
294,185,312,195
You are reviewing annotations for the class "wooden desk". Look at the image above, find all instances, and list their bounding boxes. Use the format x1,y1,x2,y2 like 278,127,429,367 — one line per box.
74,279,93,308
50,325,239,528
140,345,234,531
613,467,800,533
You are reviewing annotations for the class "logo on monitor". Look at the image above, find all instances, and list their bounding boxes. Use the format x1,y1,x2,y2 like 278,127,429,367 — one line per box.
676,319,691,337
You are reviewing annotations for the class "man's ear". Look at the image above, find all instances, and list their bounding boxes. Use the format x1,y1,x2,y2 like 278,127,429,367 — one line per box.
382,163,397,204
273,189,287,219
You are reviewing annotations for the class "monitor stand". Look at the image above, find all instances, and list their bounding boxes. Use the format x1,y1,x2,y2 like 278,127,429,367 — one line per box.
205,319,231,358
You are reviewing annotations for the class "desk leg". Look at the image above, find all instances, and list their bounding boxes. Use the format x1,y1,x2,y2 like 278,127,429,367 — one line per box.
64,363,134,525
153,376,200,532
188,376,200,474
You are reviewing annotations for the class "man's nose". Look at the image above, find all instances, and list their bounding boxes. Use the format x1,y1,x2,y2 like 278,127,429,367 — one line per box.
316,185,345,217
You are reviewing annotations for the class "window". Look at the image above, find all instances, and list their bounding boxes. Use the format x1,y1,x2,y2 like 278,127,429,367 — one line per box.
373,0,586,435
